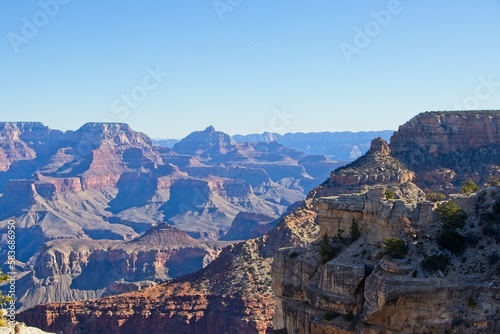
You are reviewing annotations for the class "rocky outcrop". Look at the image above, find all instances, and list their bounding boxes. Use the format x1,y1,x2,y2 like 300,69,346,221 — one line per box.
270,112,500,333
0,319,55,334
314,138,414,198
273,185,500,333
316,183,428,244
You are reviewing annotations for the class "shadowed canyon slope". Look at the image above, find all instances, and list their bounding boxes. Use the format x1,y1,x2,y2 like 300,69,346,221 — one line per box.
18,111,500,333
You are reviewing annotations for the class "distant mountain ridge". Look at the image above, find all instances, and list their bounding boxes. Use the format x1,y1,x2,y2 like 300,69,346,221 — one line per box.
155,130,394,160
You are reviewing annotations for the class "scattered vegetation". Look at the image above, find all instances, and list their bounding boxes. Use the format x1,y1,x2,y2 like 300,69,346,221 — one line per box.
437,201,467,229
0,271,13,327
289,251,299,259
385,188,395,200
461,179,479,194
0,271,12,305
426,192,446,202
421,253,451,273
489,176,500,187
319,234,341,264
350,219,361,241
382,237,408,259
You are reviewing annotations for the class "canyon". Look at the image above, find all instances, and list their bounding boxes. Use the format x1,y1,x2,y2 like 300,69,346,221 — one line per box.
16,110,500,333
0,122,350,311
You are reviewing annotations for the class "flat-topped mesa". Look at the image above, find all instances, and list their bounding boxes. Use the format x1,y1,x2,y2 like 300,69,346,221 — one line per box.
391,110,500,155
389,110,500,189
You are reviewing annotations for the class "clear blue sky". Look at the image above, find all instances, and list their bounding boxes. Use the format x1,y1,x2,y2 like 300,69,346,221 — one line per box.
1,0,500,138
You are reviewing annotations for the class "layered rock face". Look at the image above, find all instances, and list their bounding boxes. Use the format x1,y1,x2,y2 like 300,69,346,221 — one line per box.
15,224,218,311
390,111,500,190
273,185,500,333
391,111,500,154
19,201,320,334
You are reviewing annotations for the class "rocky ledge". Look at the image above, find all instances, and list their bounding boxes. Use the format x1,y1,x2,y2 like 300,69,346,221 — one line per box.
273,185,500,333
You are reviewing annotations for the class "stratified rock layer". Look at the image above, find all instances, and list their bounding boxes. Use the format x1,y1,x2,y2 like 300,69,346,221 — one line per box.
273,186,500,334
390,111,500,191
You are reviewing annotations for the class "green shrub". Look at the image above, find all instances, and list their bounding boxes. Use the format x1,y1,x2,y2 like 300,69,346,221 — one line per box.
319,234,341,264
437,226,466,255
350,219,361,241
382,237,408,259
0,270,13,313
436,201,467,229
421,253,451,273
426,192,446,202
461,179,479,194
385,188,395,200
